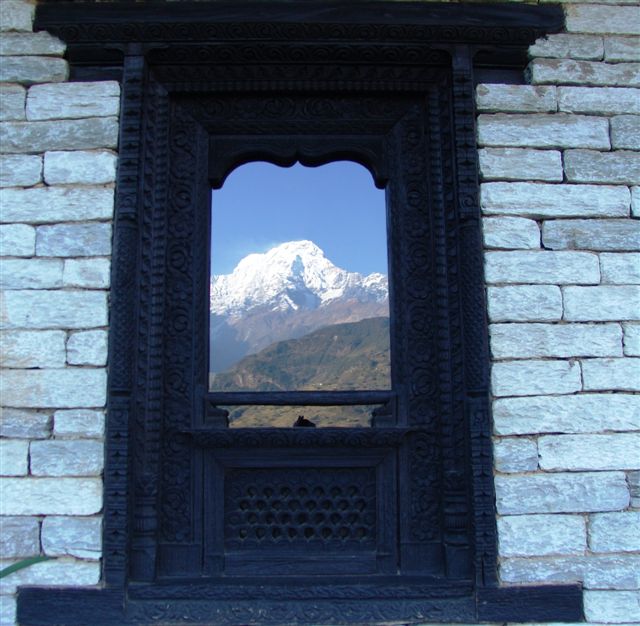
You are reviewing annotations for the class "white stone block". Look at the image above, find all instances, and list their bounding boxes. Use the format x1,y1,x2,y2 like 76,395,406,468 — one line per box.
481,182,629,219
582,358,640,391
475,84,556,113
0,517,39,558
30,439,104,477
485,251,600,285
0,56,68,85
44,150,117,185
590,511,640,553
564,150,640,185
566,5,640,36
0,154,41,187
0,117,119,153
36,222,112,257
529,59,640,87
605,36,640,62
482,217,540,250
564,286,640,321
611,115,640,150
0,186,114,223
67,329,108,366
624,323,640,356
498,514,586,557
0,223,35,256
63,258,110,289
495,472,629,514
493,437,538,473
0,83,25,123
529,34,604,61
487,286,562,322
0,258,63,289
0,330,66,368
0,1,34,33
477,113,610,150
41,516,101,559
27,81,120,121
0,290,108,329
53,409,104,438
601,254,640,284
0,32,66,56
543,220,640,252
584,591,640,623
491,360,582,397
493,393,640,435
0,439,28,476
0,408,50,439
478,148,562,182
539,433,640,471
0,477,102,515
559,87,640,116
0,368,107,409
0,593,16,626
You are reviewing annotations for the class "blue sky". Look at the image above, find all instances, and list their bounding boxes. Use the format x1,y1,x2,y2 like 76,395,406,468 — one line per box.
210,161,388,276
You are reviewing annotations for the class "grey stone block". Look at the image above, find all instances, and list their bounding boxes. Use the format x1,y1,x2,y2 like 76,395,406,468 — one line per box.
36,222,112,257
605,36,640,62
584,591,640,623
27,81,120,121
53,409,104,438
0,593,16,625
0,517,39,558
491,359,582,397
0,32,65,56
629,470,640,508
0,439,28,476
0,407,51,439
482,217,540,250
543,220,640,252
624,323,640,356
559,87,640,115
590,511,640,553
0,223,35,256
487,285,562,322
0,1,34,33
529,33,604,61
0,56,68,85
0,154,42,187
478,148,562,182
611,115,640,150
30,440,104,477
582,357,640,391
566,5,640,35
44,150,117,185
41,516,101,559
563,285,640,321
0,330,66,368
66,329,108,366
0,83,25,121
633,186,640,217
601,253,640,284
493,437,538,473
0,258,63,289
475,84,556,113
529,59,640,87
564,150,640,185
63,258,111,289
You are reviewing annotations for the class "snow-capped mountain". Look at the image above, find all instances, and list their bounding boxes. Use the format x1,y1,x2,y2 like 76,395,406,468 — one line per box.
209,240,389,375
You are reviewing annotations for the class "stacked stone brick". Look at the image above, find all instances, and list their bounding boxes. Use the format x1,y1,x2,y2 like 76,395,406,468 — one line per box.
0,0,639,625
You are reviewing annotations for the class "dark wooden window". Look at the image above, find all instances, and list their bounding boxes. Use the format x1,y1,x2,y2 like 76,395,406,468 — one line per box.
20,3,583,624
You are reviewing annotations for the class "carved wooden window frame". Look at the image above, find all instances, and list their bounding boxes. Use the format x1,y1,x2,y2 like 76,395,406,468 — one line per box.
20,3,584,624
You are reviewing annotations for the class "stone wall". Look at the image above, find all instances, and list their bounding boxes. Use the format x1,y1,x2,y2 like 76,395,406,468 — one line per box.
0,0,638,625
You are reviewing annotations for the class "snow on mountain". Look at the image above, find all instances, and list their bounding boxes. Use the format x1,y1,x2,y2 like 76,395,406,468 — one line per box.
210,240,388,318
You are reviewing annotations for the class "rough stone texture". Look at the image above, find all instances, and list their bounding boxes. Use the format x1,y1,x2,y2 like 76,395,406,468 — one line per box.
558,87,640,115
590,511,640,553
632,185,640,217
493,437,538,473
481,182,630,219
611,115,640,150
482,216,540,250
0,594,16,625
475,84,556,113
0,330,66,368
582,358,640,391
529,59,640,87
0,439,28,476
0,258,63,289
566,5,640,35
564,286,640,321
0,223,35,256
529,33,604,61
0,1,34,33
0,56,68,85
491,359,582,397
478,148,562,182
44,150,117,185
584,590,640,623
542,220,640,252
0,83,25,121
0,32,65,57
41,516,101,559
0,117,119,153
0,186,114,223
53,409,104,438
63,258,111,289
493,394,640,435
0,408,50,439
30,440,104,477
495,472,629,514
624,323,640,356
477,113,610,149
0,478,102,515
27,81,120,121
0,368,106,408
66,329,108,366
485,250,600,284
0,517,39,558
487,285,562,322
0,153,41,187
564,149,640,185
605,36,640,62
0,290,108,329
498,514,586,557
36,222,112,257
600,253,640,284
629,470,640,508
490,322,623,359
